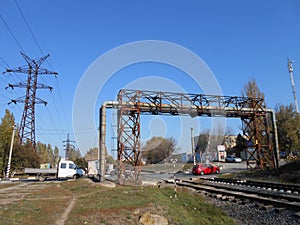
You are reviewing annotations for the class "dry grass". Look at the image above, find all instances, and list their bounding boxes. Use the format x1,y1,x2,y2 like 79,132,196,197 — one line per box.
220,160,300,183
0,178,237,225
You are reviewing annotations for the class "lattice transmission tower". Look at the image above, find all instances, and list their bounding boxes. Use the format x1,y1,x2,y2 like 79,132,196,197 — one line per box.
63,133,75,160
4,52,57,150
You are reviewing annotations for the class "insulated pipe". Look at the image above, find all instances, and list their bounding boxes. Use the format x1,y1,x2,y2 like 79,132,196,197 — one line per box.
114,102,280,165
99,101,119,182
268,109,280,168
124,102,281,166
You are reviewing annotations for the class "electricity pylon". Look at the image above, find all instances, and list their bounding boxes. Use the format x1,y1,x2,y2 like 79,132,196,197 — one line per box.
63,133,75,160
4,52,58,150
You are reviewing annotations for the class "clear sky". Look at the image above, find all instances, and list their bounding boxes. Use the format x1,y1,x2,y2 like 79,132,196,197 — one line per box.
0,0,299,157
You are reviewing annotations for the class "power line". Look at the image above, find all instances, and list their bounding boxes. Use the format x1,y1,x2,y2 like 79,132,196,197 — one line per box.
0,75,7,83
0,92,11,100
0,13,25,52
13,1,68,130
16,0,69,127
45,105,64,142
11,1,65,141
0,27,24,96
2,2,69,149
1,59,24,104
14,0,54,73
53,77,68,125
0,56,10,68
0,103,9,107
14,0,45,56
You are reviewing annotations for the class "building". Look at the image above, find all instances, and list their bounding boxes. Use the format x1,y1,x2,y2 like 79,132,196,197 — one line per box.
191,134,238,162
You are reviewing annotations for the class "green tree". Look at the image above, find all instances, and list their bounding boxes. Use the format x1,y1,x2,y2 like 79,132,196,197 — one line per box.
142,136,176,164
68,147,82,162
74,157,88,170
229,133,247,157
84,147,116,165
47,144,54,166
36,143,57,167
12,141,40,169
53,146,59,165
85,147,98,161
195,130,227,153
195,132,209,153
36,142,48,163
0,110,16,177
275,104,300,154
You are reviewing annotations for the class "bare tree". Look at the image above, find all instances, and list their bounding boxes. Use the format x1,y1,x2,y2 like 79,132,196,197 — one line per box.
241,79,265,100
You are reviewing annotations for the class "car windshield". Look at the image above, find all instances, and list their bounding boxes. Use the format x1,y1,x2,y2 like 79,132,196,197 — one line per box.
196,164,211,168
69,163,76,169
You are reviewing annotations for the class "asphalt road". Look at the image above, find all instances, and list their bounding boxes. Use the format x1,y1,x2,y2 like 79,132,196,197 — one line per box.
0,161,247,185
140,161,248,184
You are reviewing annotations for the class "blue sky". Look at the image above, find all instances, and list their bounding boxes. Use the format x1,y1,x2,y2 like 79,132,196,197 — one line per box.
0,1,299,157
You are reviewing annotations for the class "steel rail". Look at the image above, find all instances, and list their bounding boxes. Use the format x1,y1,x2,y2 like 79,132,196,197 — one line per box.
202,177,300,194
165,178,300,211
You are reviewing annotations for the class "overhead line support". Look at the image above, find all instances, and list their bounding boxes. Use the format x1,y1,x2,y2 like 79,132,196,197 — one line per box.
3,52,57,150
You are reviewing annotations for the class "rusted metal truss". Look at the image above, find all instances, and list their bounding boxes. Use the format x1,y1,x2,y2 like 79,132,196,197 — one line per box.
242,112,275,170
117,89,276,174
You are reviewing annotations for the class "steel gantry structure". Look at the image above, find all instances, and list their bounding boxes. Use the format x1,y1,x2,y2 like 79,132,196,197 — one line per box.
99,89,279,183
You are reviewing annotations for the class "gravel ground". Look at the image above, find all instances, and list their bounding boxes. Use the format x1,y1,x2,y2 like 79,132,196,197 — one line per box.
205,195,300,225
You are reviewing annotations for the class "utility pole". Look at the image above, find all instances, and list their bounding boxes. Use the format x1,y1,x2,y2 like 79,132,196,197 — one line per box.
6,125,17,179
4,52,57,150
63,133,75,160
190,127,196,165
288,59,299,113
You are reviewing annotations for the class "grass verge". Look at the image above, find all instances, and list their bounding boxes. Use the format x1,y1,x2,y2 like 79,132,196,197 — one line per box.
220,160,300,184
0,179,237,225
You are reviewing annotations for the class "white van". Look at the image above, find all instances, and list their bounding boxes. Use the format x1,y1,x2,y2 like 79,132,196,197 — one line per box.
24,159,83,181
58,160,83,179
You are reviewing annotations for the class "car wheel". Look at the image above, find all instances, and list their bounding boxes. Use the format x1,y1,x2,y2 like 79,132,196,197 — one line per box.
215,170,220,174
200,171,204,175
38,175,46,182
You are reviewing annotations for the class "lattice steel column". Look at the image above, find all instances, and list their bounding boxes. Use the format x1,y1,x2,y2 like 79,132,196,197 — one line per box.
242,99,274,170
117,90,142,184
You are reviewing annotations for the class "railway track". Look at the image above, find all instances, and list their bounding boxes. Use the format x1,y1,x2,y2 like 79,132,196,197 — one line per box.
203,177,300,194
165,177,300,211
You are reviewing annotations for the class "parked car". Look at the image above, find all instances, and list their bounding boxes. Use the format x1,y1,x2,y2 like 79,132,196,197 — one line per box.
192,163,221,175
225,155,242,163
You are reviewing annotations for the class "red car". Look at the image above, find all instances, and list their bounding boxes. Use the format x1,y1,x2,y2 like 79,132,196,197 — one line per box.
192,163,220,175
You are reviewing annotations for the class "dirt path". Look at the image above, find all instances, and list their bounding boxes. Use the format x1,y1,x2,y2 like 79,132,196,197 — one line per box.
0,182,29,192
0,182,45,205
55,196,76,225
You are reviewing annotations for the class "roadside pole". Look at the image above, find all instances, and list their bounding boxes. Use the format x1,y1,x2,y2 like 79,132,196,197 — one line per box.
191,128,196,165
6,125,17,179
171,158,177,200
